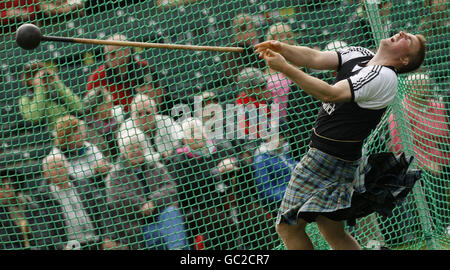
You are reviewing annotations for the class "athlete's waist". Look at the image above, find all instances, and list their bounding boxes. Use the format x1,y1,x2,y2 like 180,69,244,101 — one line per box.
310,128,363,161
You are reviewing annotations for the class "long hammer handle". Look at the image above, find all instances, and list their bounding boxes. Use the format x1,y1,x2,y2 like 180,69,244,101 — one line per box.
42,35,244,53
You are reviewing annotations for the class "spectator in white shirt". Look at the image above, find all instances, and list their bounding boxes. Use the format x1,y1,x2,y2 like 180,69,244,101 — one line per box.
48,114,111,188
117,93,183,159
40,153,122,250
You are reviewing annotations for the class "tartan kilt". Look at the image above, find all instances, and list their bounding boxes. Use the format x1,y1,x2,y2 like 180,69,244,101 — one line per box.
276,147,361,224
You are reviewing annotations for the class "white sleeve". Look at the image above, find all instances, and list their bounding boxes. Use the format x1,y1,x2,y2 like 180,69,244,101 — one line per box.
348,66,398,109
337,47,374,67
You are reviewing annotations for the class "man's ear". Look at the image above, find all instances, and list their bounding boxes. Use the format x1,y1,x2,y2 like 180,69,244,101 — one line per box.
400,55,410,66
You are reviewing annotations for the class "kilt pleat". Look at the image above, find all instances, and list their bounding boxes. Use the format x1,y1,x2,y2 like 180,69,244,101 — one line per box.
276,147,361,225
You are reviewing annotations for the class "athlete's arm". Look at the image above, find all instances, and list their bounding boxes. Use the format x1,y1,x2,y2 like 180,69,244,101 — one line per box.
262,49,351,103
255,40,339,71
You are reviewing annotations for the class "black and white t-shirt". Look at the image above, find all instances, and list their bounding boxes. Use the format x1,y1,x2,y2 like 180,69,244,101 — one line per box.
310,47,398,161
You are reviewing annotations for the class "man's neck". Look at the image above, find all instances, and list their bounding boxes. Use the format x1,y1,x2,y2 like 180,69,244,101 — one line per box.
367,53,390,67
367,46,403,68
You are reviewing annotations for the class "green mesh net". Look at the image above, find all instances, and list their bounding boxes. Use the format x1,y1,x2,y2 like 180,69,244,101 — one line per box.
0,0,448,250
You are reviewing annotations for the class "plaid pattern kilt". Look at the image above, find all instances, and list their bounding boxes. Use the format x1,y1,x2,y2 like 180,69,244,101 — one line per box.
276,147,361,225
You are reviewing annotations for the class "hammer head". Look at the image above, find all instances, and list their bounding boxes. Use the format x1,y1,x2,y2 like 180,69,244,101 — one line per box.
15,24,42,50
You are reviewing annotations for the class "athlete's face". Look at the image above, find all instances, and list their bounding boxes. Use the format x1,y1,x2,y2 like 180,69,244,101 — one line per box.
381,31,420,58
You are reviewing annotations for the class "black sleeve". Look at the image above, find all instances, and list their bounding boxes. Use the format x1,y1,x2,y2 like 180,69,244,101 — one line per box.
336,51,343,72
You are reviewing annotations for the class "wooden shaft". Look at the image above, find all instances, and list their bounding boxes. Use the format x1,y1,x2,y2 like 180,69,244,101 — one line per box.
42,35,243,53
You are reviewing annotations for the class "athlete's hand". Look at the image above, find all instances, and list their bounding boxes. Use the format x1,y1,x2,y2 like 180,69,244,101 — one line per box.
262,49,289,73
254,40,283,58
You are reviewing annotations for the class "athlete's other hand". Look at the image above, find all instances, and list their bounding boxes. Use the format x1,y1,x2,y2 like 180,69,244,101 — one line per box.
262,49,288,73
254,40,282,58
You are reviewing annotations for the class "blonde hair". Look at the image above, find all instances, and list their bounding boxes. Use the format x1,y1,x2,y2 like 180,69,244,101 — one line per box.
217,157,238,174
54,115,85,147
54,114,80,140
237,67,266,89
130,93,158,124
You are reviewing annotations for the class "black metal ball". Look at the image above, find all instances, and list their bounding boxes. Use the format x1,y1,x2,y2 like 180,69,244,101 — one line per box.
15,24,42,50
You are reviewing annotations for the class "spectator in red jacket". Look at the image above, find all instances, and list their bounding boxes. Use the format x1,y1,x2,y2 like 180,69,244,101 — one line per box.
86,34,163,113
235,67,273,139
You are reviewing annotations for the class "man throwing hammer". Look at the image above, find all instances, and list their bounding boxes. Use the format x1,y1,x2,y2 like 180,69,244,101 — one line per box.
255,31,426,250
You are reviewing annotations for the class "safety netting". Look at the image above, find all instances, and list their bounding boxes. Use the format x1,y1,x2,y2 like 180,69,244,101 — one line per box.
0,0,448,250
